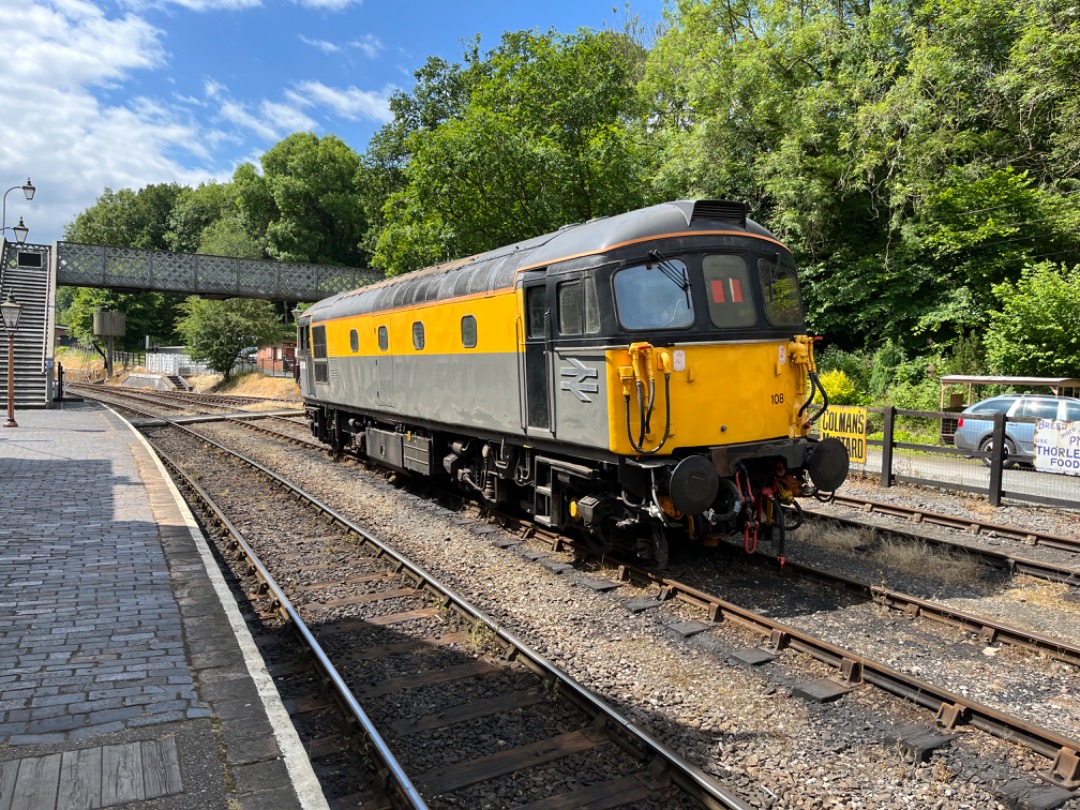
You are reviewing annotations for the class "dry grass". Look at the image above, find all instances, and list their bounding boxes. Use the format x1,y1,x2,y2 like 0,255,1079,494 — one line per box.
1002,575,1080,611
214,372,302,405
811,522,987,589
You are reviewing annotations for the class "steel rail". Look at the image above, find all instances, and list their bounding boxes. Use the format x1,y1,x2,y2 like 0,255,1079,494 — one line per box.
802,502,1080,587
157,448,430,810
84,386,1080,788
604,561,1080,788
824,494,1080,555
147,416,754,810
773,558,1080,667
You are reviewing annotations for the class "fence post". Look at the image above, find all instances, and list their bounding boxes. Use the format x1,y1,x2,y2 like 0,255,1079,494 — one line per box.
987,412,1006,506
880,406,895,487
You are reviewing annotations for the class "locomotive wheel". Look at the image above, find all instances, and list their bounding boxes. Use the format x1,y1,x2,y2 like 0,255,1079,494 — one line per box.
643,524,670,570
580,523,617,557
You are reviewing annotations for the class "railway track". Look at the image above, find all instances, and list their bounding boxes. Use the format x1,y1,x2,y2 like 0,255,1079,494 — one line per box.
801,496,1080,587
75,386,1080,802
142,416,753,808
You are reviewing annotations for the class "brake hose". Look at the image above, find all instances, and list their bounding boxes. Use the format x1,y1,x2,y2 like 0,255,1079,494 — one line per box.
628,372,673,455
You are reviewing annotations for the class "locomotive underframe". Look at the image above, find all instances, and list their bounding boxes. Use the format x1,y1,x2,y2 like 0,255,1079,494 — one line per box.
306,400,813,564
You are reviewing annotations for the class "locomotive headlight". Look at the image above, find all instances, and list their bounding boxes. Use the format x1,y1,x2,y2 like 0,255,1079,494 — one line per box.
667,455,720,515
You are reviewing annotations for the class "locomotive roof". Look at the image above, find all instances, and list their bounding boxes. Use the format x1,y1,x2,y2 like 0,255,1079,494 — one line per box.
304,199,780,322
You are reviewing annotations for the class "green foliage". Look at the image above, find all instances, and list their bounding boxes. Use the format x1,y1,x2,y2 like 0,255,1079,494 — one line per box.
985,262,1080,376
869,341,905,399
63,288,182,350
64,184,184,249
371,28,649,274
174,297,283,381
814,369,859,405
816,346,872,395
238,133,368,266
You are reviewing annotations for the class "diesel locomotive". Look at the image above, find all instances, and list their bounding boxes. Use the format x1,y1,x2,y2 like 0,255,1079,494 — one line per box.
297,199,848,566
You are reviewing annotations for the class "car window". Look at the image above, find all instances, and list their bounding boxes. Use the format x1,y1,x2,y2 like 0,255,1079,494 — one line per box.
1021,399,1060,419
1063,401,1080,421
967,397,1013,415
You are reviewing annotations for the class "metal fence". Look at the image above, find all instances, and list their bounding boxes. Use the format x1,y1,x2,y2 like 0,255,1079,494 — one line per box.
840,407,1079,510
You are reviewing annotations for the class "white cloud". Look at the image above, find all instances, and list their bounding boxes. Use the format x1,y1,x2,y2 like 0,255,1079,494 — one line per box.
122,0,262,10
0,1,217,242
293,0,360,10
299,35,341,54
288,80,394,123
350,34,384,59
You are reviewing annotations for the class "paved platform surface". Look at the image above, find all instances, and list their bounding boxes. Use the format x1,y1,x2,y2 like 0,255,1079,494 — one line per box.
0,402,326,810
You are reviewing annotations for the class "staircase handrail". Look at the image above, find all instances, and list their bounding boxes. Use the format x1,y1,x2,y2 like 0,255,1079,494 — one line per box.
42,242,56,375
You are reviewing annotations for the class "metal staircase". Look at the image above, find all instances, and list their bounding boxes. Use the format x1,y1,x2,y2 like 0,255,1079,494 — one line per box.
0,241,54,408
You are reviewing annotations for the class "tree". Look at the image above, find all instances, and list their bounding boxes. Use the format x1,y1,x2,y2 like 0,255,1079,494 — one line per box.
63,288,181,350
64,184,184,249
235,133,367,266
371,29,649,275
174,298,284,382
985,262,1080,376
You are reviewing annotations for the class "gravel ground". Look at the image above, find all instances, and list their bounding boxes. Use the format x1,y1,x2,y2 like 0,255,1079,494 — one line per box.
170,420,1080,809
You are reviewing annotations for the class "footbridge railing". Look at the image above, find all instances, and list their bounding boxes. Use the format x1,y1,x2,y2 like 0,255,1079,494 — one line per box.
55,242,381,301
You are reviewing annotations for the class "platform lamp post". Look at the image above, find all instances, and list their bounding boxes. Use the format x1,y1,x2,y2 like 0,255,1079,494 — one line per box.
2,295,21,428
2,179,35,241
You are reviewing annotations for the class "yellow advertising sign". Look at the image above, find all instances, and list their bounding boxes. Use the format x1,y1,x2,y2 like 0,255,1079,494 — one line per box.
819,405,868,463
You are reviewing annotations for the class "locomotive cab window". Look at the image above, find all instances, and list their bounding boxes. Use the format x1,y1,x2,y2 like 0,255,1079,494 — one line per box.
759,258,805,328
412,321,425,350
349,329,359,353
461,315,477,348
298,324,309,352
378,326,388,351
704,255,756,328
526,286,547,339
311,325,328,384
557,278,600,336
614,260,694,330
312,325,327,359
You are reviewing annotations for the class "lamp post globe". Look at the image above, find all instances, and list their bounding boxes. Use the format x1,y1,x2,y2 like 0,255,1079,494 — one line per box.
2,178,35,243
2,295,21,429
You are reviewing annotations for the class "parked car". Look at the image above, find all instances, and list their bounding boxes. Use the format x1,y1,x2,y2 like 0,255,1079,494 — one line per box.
953,394,1080,468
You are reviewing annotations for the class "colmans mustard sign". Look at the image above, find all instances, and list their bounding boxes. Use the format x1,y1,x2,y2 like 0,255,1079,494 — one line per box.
820,405,868,463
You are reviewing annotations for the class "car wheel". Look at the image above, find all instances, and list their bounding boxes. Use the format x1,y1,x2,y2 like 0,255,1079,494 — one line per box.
979,436,1017,469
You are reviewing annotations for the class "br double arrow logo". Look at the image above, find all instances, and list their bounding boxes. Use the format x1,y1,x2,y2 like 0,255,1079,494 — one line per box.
560,357,599,403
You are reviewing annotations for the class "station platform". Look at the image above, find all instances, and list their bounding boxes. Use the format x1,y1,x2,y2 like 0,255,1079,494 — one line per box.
0,402,327,810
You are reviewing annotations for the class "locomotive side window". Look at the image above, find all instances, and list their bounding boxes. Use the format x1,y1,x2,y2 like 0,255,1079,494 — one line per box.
412,321,425,350
526,286,547,338
311,325,328,384
614,261,694,330
557,278,601,336
349,329,359,353
703,255,756,328
558,281,583,335
461,315,477,348
378,326,388,351
298,324,309,352
759,258,805,328
312,325,327,359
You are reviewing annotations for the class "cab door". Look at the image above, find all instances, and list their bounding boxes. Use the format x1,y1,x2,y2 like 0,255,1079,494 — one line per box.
520,272,553,437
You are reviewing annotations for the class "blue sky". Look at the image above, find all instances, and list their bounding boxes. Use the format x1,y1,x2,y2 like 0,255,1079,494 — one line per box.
2,0,664,247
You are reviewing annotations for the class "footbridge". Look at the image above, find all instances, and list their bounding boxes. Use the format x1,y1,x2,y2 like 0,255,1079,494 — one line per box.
55,241,380,300
0,240,381,409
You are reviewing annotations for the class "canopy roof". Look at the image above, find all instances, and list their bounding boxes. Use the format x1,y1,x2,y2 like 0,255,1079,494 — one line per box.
940,375,1080,407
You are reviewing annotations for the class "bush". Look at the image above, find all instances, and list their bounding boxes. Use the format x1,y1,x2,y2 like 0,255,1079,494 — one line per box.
814,369,859,405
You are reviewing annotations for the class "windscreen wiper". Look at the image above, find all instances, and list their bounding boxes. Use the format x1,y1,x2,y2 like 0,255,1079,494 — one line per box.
648,249,691,306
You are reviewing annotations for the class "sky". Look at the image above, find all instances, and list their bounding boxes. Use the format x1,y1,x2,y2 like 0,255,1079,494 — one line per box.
1,0,664,247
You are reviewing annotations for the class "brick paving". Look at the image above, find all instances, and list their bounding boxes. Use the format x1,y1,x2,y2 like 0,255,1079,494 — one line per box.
0,402,316,810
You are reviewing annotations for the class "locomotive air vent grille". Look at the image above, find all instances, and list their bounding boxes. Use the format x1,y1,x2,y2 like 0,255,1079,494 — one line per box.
692,200,747,228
